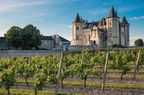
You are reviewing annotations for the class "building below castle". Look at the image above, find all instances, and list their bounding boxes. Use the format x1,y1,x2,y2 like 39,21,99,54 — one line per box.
40,34,70,50
0,34,70,50
71,7,130,48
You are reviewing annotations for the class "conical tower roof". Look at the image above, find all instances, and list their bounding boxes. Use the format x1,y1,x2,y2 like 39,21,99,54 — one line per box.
74,13,81,23
122,16,129,24
108,6,118,18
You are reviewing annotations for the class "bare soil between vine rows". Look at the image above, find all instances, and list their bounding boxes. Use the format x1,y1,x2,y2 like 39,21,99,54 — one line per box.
2,82,144,95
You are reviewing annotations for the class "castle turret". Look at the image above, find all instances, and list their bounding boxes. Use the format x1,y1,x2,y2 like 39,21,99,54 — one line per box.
108,6,118,18
74,13,81,23
122,16,129,24
106,6,120,47
71,13,84,45
121,16,130,46
70,7,130,47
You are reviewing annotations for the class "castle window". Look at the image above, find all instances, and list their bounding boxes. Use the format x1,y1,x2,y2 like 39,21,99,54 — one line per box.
93,41,96,45
104,22,106,25
101,22,103,26
109,22,111,25
76,27,79,30
76,35,78,39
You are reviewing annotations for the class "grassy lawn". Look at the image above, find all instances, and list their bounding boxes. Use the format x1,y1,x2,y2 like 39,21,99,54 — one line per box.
63,81,144,90
0,89,79,95
16,79,144,90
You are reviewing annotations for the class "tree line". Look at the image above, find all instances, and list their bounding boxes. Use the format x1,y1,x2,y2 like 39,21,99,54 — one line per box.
5,24,41,50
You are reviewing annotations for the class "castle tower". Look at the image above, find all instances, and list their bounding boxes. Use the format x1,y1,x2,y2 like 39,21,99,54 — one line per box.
106,6,120,47
71,13,83,45
121,16,130,46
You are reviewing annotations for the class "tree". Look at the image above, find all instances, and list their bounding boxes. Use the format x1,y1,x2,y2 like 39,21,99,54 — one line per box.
6,24,41,50
135,39,144,46
6,26,22,49
22,24,41,49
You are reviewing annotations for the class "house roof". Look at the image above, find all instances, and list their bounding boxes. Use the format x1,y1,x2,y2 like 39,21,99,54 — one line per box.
59,36,70,42
40,36,53,40
0,37,6,40
41,35,70,42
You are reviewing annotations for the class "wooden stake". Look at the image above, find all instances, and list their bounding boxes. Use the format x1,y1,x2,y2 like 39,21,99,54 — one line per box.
133,50,141,80
55,52,64,95
101,51,109,91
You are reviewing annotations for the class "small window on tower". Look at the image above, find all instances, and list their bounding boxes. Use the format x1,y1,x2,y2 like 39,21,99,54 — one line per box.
109,22,111,25
104,22,106,25
76,27,79,30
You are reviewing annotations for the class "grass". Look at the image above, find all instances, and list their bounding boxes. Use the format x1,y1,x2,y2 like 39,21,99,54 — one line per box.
16,79,144,90
0,89,80,95
92,68,144,73
64,81,144,90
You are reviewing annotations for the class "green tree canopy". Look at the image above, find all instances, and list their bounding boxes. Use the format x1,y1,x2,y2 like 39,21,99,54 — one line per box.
6,26,22,49
134,39,144,46
6,24,41,50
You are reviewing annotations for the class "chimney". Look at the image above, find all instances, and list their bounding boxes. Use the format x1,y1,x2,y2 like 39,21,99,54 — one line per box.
4,34,6,37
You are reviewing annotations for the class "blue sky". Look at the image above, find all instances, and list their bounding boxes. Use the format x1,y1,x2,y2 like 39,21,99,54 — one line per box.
0,0,144,45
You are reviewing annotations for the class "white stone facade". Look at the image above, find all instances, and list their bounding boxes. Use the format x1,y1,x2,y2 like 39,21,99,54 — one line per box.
71,7,130,48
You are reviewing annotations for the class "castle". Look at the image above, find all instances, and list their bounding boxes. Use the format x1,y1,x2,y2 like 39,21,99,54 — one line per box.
71,7,130,48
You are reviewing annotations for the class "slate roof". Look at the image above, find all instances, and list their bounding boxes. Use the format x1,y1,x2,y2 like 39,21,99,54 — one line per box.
83,21,99,29
108,6,118,18
40,36,53,40
74,13,81,23
41,35,70,42
0,37,6,40
59,36,70,42
122,16,129,24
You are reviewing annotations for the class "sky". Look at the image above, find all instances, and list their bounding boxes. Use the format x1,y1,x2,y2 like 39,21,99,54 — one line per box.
0,0,144,46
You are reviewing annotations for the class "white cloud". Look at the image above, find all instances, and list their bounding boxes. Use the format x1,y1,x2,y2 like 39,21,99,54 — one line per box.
129,16,144,21
68,25,72,28
0,1,46,12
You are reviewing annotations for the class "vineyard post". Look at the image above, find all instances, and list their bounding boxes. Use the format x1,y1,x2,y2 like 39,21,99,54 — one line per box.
101,50,109,91
55,52,64,95
133,49,141,80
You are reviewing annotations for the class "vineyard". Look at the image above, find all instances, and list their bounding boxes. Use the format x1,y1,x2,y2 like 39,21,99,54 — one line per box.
0,49,144,95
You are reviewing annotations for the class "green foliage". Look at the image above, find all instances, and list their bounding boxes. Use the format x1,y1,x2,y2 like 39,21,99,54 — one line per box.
0,49,144,94
0,58,13,71
134,39,144,46
6,24,41,50
110,51,131,79
74,49,100,87
34,72,47,95
61,54,75,86
112,44,126,48
0,89,79,95
6,26,22,49
0,69,16,95
22,25,41,49
90,51,105,66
